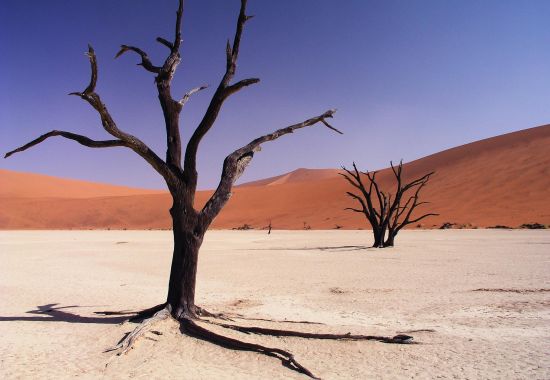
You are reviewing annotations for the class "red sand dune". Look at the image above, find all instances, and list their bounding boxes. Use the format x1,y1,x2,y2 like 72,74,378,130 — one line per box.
1,124,549,229
1,170,164,199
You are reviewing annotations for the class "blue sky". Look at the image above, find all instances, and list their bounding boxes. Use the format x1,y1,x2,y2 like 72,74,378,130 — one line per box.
2,0,549,189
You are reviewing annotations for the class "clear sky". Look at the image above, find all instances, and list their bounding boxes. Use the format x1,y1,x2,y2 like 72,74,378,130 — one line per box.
2,0,549,190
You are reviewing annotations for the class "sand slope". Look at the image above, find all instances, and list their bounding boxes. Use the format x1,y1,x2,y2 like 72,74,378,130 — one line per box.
0,169,164,199
1,124,549,229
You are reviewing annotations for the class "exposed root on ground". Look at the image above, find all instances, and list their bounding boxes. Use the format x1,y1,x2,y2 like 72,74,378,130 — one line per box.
398,328,436,334
95,303,167,322
206,320,414,344
471,288,550,294
94,310,134,316
106,306,170,355
195,306,235,321
97,304,322,325
180,317,321,379
105,304,415,379
228,313,325,325
128,303,168,322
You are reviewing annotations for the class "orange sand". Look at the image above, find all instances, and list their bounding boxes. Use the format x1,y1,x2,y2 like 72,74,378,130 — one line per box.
1,124,549,229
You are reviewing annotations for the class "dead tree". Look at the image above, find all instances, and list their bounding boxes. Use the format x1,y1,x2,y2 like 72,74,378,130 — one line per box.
341,161,438,247
6,1,412,378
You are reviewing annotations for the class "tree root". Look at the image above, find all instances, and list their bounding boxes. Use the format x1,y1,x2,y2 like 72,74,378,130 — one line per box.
180,317,321,379
208,321,414,344
228,313,325,325
97,304,322,325
106,306,170,355
128,303,168,322
94,310,134,316
195,306,235,321
196,307,324,325
105,304,415,379
94,303,167,323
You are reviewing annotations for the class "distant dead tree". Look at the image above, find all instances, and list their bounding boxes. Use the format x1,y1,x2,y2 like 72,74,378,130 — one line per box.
5,1,411,377
341,161,438,248
267,220,272,234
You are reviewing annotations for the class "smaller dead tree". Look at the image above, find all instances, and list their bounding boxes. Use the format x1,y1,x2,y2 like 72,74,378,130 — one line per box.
341,161,438,247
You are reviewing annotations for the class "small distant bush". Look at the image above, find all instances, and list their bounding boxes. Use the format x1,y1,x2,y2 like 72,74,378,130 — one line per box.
233,224,253,230
519,223,547,229
439,222,475,229
439,222,455,229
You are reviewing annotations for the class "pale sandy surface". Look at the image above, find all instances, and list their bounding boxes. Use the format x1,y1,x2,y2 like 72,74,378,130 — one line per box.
1,230,549,379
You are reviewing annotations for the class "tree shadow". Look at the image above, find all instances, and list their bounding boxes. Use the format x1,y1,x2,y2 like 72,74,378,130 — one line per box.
252,245,372,252
0,303,130,324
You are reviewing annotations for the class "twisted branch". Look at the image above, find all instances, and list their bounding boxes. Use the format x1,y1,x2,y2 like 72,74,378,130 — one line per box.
115,45,161,73
5,131,125,158
156,37,174,50
201,109,341,224
69,46,175,185
179,85,209,106
183,0,259,192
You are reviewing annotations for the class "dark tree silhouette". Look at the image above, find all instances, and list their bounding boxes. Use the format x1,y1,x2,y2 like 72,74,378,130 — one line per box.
5,1,413,377
341,161,438,248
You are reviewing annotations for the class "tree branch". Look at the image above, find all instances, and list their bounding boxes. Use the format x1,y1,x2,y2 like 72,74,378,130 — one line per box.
183,0,257,192
369,172,385,217
5,131,125,159
156,37,174,50
225,78,260,96
71,45,177,185
386,160,403,222
115,45,160,73
179,85,209,106
226,0,252,75
390,160,403,181
338,171,364,192
321,119,344,135
201,109,339,224
401,172,434,192
394,176,436,233
173,0,184,52
344,207,364,213
345,192,371,220
396,196,414,220
341,164,381,221
145,1,185,172
84,44,97,94
114,1,186,174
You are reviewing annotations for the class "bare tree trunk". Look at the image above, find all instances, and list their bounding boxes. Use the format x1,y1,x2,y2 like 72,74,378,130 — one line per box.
373,226,386,248
384,231,396,247
372,228,382,248
166,198,205,319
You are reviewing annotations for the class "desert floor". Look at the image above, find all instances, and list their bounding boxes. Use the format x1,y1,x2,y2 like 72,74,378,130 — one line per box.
1,230,549,379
